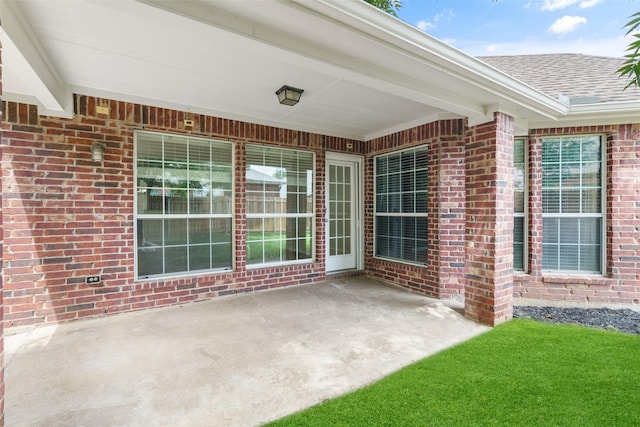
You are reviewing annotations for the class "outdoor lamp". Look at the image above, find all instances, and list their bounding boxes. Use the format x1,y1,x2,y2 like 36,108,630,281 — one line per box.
276,85,304,106
91,141,106,163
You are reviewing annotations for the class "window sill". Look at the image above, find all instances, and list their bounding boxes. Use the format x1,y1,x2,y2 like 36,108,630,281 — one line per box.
245,259,314,270
135,267,233,282
513,272,614,286
542,274,612,286
372,256,428,269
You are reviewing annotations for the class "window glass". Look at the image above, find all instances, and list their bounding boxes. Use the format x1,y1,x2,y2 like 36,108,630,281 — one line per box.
374,147,428,265
514,138,526,271
246,145,314,266
541,135,603,274
135,131,233,279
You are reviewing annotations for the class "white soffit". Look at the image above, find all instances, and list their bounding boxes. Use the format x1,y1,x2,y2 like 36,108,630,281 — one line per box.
2,0,623,140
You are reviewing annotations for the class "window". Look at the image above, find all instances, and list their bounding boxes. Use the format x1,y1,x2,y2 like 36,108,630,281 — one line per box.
514,138,526,271
135,131,233,279
374,147,428,265
542,135,604,273
246,145,314,266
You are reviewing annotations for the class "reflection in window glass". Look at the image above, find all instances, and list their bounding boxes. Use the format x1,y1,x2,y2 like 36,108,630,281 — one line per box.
246,145,314,266
135,131,233,279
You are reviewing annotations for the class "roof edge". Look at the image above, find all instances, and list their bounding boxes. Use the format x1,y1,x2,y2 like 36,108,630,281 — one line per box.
529,101,640,129
294,0,569,119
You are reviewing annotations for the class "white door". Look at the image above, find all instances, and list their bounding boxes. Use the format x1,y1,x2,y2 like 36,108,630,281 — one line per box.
326,153,362,272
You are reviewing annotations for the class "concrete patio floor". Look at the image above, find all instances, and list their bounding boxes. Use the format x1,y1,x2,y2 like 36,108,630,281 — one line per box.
6,277,490,426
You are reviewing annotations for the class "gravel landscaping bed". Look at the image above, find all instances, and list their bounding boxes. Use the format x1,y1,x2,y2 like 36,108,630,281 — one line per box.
514,306,640,335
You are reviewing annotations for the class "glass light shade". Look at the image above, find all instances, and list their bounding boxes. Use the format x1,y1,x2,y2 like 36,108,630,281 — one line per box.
91,142,105,162
276,85,303,106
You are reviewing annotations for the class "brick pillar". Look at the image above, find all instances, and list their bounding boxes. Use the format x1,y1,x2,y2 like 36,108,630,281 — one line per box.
527,135,543,281
0,39,5,426
607,125,640,293
435,123,466,298
464,112,514,326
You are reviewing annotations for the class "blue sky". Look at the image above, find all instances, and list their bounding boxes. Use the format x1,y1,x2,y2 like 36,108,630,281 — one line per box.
396,0,639,57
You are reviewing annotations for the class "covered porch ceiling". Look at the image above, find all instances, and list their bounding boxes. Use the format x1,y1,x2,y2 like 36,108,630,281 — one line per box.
2,0,573,140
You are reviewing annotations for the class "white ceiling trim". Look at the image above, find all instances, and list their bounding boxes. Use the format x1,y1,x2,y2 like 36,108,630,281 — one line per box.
0,0,73,117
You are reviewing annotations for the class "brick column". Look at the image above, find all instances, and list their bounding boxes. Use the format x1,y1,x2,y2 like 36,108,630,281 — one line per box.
435,124,466,298
464,112,514,326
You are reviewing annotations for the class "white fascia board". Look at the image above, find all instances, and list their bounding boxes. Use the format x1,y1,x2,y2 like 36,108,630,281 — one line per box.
567,101,640,119
298,0,568,120
529,101,640,129
0,1,73,117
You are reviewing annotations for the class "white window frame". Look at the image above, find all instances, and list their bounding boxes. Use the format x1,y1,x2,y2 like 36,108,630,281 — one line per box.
373,145,429,267
541,134,606,275
134,131,234,280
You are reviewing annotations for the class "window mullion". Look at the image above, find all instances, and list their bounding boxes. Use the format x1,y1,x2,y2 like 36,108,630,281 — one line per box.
135,131,233,279
542,135,604,274
374,146,428,266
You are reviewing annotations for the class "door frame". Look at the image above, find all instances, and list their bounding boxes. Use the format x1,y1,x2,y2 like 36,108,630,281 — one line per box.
325,151,364,273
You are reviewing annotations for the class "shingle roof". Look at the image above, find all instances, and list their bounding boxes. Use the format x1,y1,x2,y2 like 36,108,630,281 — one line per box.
479,54,640,104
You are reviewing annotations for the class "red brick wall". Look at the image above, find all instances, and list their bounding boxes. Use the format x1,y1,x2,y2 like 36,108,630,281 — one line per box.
1,95,362,328
464,113,514,325
3,93,639,332
515,125,640,304
365,119,466,299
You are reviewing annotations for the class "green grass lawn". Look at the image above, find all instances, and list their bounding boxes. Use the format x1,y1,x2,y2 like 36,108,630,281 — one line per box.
247,231,312,262
267,320,640,426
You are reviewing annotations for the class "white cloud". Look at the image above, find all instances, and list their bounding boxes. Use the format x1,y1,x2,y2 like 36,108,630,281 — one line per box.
549,15,587,35
579,0,600,8
539,0,599,11
415,9,454,33
541,0,579,11
417,20,436,31
434,9,455,23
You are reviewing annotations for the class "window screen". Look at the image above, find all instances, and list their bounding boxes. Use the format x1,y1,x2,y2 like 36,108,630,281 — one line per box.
374,147,428,265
